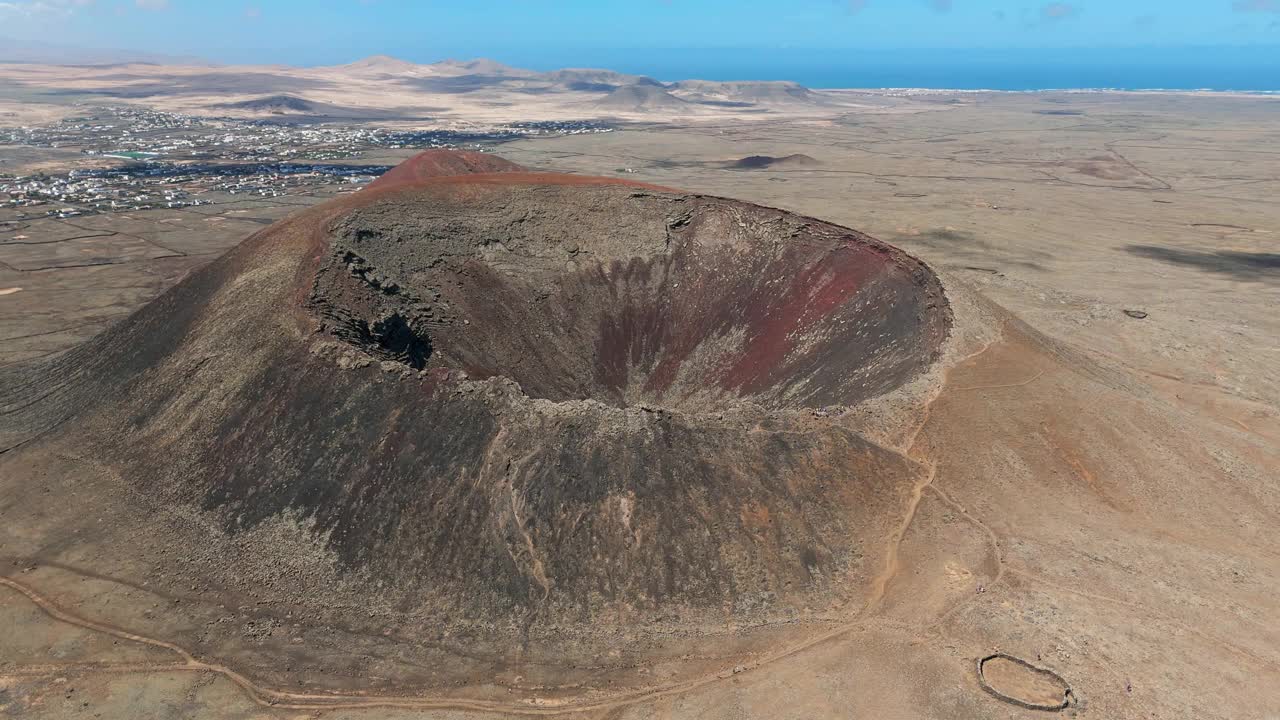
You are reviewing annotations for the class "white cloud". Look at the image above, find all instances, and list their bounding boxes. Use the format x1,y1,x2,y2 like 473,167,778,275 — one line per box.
135,0,169,9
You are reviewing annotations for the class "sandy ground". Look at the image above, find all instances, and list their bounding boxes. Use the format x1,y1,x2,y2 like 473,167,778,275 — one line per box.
2,85,1279,719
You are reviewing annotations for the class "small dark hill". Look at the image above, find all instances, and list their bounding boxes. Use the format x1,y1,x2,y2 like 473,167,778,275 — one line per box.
214,94,409,120
595,84,692,112
730,154,821,170
366,149,524,190
222,94,318,113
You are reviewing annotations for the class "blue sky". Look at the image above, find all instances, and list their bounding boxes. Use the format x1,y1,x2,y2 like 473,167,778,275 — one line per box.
1,0,1278,67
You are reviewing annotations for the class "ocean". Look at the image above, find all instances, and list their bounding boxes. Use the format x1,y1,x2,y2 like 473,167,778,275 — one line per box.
498,46,1280,92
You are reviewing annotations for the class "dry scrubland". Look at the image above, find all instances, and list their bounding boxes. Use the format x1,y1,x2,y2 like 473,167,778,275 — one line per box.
1,58,1278,719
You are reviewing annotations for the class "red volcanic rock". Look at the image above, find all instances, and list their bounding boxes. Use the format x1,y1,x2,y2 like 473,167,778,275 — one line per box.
366,148,525,190
0,150,950,642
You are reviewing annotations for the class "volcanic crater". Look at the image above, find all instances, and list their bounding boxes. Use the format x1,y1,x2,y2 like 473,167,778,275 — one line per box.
314,173,949,412
2,149,952,642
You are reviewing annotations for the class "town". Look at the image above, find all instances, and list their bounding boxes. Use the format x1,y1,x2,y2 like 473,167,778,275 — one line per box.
1,106,612,217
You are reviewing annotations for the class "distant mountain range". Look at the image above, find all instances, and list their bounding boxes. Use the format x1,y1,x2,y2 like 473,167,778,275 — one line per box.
321,55,831,110
0,52,847,119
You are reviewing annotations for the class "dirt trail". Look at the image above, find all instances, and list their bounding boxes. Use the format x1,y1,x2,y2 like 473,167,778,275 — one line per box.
863,334,1006,611
0,574,902,714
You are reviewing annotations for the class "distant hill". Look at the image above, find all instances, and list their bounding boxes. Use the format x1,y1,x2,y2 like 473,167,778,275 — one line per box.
729,154,821,169
367,149,525,190
213,94,417,120
430,57,534,77
671,80,823,106
595,84,692,113
542,68,663,91
339,55,423,74
223,94,318,112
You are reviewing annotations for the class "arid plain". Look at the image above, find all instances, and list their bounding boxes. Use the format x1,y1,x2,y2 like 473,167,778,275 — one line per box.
2,59,1279,719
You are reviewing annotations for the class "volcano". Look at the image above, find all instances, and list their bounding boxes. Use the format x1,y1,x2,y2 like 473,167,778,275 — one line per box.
0,149,950,665
366,148,524,188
